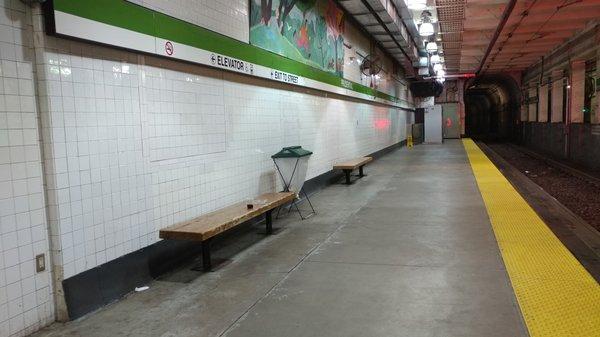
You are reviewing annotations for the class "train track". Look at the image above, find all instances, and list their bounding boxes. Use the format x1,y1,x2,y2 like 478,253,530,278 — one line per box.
504,143,600,187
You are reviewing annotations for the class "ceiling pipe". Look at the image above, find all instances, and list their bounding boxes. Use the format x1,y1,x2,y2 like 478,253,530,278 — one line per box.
359,0,416,77
476,0,517,75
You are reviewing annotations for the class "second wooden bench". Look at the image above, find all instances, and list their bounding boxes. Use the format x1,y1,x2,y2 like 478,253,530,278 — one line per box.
333,156,373,184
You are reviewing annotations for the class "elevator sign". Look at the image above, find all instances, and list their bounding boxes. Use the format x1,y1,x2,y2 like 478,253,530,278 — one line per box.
210,53,253,75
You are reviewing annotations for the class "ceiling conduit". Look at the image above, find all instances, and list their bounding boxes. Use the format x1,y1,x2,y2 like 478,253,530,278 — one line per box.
476,0,517,74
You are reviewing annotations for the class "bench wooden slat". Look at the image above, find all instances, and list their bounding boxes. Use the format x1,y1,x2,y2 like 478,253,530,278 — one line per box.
333,157,373,170
159,192,295,241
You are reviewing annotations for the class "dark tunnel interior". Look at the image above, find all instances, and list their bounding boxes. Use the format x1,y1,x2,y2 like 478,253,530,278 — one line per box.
464,74,522,141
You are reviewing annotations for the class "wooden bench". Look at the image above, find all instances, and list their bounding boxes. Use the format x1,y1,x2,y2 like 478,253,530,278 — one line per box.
333,157,373,184
159,192,296,271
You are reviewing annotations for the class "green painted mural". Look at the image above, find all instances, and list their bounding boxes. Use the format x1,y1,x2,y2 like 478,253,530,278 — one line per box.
250,0,345,76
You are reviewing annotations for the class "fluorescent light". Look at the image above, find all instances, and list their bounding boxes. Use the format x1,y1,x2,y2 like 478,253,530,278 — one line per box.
419,22,434,36
426,41,438,52
418,67,429,76
433,63,443,72
430,54,440,64
407,0,427,10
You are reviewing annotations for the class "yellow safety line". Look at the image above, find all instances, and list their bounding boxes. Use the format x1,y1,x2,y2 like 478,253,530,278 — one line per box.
462,139,600,337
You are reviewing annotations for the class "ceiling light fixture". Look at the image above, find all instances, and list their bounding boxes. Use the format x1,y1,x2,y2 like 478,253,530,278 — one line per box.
426,41,438,53
419,11,434,37
430,54,440,64
433,63,443,72
418,67,430,76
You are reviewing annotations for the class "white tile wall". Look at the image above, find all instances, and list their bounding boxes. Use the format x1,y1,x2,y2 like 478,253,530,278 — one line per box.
127,0,249,42
4,0,410,334
144,65,227,162
35,35,407,281
0,1,54,337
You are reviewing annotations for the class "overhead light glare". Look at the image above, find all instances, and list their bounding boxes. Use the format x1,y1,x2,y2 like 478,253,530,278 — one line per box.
430,54,441,64
433,63,443,72
426,41,438,53
419,22,434,37
407,0,427,10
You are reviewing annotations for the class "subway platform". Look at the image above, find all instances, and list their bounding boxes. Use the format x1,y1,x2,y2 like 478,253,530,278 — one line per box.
33,140,599,337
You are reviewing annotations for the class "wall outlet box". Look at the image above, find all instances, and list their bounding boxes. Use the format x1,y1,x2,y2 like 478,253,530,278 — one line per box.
36,254,45,273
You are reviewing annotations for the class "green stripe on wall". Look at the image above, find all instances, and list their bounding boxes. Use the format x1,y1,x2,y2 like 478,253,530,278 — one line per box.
52,0,406,105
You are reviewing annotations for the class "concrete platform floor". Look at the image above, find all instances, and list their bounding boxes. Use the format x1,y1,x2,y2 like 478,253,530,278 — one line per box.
34,140,529,337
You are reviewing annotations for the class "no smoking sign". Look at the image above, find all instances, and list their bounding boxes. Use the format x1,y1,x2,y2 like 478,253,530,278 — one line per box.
165,41,174,56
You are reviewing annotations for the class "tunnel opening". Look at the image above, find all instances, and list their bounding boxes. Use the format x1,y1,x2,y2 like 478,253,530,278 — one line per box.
464,74,521,142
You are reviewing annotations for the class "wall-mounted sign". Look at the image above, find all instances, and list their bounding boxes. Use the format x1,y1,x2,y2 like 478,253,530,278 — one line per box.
46,0,411,109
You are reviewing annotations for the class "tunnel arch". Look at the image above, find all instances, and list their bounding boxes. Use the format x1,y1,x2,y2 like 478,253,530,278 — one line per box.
464,74,521,141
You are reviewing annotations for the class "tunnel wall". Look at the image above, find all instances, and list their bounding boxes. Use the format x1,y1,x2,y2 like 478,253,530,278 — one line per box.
463,73,522,141
567,124,600,171
518,23,600,172
521,123,600,171
521,122,566,160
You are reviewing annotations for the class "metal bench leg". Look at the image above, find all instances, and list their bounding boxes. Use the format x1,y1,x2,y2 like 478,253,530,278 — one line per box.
266,210,273,235
359,165,365,177
202,239,212,272
344,170,351,184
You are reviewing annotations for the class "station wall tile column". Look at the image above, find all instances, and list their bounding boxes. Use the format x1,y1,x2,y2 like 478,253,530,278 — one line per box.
551,70,563,123
569,60,585,123
538,85,548,122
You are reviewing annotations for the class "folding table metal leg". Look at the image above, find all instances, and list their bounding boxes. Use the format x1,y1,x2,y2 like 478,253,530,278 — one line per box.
359,165,365,177
302,189,316,216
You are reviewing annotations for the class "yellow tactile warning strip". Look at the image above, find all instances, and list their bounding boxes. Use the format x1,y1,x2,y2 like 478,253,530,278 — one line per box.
462,139,600,337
